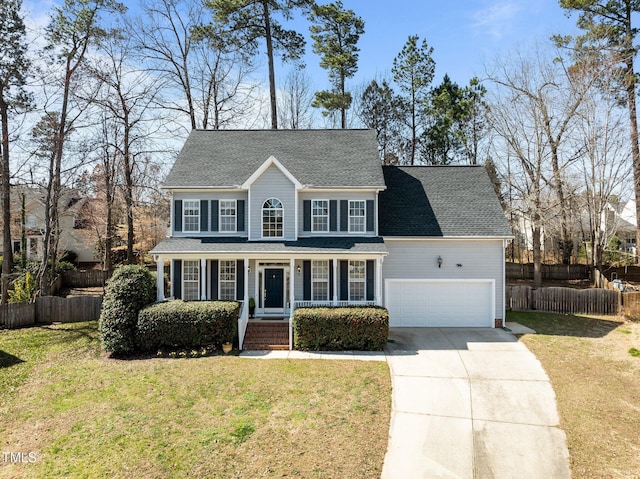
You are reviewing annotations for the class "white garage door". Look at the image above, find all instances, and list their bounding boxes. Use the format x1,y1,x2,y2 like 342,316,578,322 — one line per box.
386,280,495,327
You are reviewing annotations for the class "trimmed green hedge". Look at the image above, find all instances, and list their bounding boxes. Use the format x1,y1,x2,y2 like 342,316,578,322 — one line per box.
293,307,389,351
99,265,155,355
136,300,239,352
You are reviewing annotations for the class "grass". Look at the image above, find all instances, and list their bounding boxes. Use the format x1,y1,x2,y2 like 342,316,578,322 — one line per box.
509,311,640,479
0,322,390,478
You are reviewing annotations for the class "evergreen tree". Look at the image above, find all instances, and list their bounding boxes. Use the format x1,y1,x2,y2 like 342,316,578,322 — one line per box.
309,1,364,128
0,0,31,303
392,35,435,164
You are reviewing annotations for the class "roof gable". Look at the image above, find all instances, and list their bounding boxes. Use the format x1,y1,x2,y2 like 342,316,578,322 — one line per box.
163,129,385,189
379,166,512,238
241,155,302,189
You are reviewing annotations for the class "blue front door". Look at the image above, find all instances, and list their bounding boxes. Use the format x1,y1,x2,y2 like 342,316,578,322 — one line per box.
264,268,284,309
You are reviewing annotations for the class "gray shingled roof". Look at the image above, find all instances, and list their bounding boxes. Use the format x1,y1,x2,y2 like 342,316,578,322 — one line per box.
164,129,385,189
150,236,388,255
379,166,512,237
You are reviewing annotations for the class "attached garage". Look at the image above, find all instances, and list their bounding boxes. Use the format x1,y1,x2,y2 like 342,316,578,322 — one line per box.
385,279,495,327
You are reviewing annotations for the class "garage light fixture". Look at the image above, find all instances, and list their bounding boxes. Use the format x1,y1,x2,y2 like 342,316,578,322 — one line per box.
437,256,442,268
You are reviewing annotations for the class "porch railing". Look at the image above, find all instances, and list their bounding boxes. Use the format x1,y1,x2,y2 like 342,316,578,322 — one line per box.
238,300,249,350
294,300,378,308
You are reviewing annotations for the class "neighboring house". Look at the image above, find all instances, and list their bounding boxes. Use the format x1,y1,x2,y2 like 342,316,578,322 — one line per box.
0,186,100,263
603,199,637,256
150,129,512,348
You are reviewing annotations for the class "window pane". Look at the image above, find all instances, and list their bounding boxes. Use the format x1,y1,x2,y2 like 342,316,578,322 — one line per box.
183,200,200,232
219,260,236,300
262,200,283,237
348,260,365,301
183,260,199,301
349,201,365,232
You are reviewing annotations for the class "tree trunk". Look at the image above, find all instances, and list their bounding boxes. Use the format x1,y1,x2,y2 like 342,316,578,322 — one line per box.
123,109,135,264
630,74,640,264
532,223,542,289
0,98,13,304
262,0,278,129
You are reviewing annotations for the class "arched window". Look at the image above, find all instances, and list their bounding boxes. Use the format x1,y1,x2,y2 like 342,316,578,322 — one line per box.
262,198,283,238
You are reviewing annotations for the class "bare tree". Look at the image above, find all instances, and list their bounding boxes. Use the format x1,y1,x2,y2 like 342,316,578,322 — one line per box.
132,0,257,132
278,68,314,129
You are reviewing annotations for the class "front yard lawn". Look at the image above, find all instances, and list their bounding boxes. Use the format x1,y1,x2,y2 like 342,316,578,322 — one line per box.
510,311,640,479
0,322,390,479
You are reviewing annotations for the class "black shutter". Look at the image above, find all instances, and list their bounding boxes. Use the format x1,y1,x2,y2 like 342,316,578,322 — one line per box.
340,200,348,231
366,260,375,301
340,260,348,300
329,200,337,231
174,200,182,232
173,260,182,299
211,200,219,232
210,260,219,300
303,260,311,300
236,260,244,300
303,200,311,232
329,260,334,300
366,200,374,232
200,200,209,231
237,200,245,232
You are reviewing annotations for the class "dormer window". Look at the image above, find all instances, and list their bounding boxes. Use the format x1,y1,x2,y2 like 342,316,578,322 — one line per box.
183,200,200,232
262,198,283,238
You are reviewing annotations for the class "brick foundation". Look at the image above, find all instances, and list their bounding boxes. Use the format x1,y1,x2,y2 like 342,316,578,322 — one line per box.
494,318,503,328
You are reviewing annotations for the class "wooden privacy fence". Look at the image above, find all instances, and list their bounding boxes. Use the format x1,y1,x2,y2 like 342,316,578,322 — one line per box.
63,270,111,288
0,296,103,329
506,263,590,281
507,285,620,315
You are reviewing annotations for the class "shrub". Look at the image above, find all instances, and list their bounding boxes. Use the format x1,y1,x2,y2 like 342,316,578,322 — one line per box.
59,250,78,264
99,265,155,355
8,271,36,304
136,300,239,352
293,306,389,351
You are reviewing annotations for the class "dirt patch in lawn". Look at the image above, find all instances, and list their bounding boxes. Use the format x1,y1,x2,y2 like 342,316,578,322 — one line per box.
0,322,391,479
511,311,640,478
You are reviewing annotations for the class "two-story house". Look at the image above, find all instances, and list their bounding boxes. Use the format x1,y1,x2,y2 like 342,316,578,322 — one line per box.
150,129,512,349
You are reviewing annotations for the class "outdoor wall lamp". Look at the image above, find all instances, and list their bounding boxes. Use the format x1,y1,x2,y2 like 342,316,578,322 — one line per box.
437,256,443,268
248,265,251,273
297,265,301,274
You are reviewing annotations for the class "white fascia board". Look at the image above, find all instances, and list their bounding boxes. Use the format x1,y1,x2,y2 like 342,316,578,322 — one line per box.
151,252,388,260
300,186,386,192
241,155,303,190
162,187,245,192
383,236,514,241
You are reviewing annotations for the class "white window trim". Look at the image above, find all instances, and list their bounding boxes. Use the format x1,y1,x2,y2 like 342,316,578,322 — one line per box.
348,200,366,234
219,199,237,233
219,260,237,301
262,198,284,239
348,260,366,302
183,199,200,233
311,199,329,232
312,260,330,301
182,259,200,301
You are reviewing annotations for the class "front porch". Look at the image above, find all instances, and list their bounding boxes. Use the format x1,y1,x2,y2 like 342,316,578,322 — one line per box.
154,256,384,350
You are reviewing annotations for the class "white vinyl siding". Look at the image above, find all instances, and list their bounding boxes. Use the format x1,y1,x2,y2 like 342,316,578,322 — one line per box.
219,200,237,232
382,239,505,321
349,200,365,233
183,260,199,300
349,260,366,301
249,164,296,240
312,260,329,301
219,260,236,300
183,200,200,232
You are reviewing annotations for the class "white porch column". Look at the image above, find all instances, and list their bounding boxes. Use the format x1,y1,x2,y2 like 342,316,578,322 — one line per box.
376,257,383,306
200,258,207,300
333,258,338,305
244,258,249,304
156,257,165,302
289,258,295,309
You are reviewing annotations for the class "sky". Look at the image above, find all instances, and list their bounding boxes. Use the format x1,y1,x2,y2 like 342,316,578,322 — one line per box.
23,0,580,89
299,0,581,90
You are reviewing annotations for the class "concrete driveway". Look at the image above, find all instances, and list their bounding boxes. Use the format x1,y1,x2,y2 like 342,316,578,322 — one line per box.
381,328,571,479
